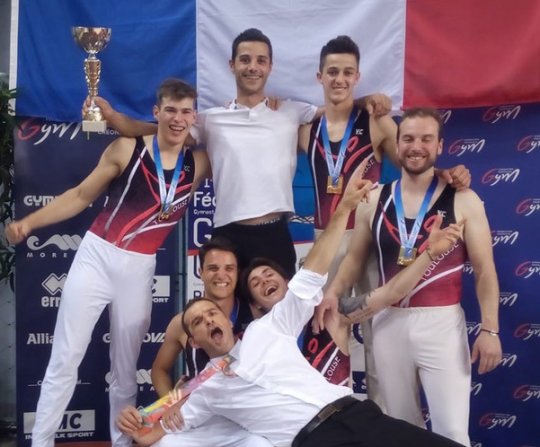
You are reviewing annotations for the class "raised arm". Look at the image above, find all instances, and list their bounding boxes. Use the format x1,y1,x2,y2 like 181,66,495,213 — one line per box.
151,313,187,397
303,161,373,275
5,137,133,244
89,96,158,137
457,189,502,374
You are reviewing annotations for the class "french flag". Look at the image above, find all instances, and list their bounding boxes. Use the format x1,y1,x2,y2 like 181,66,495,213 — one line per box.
11,0,540,121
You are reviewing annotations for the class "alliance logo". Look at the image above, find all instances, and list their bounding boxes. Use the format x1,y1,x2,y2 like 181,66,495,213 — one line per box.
448,138,486,157
482,105,521,123
479,412,517,429
514,323,540,341
27,333,53,344
516,198,540,216
27,234,82,251
499,292,519,307
481,168,520,186
513,384,540,402
491,230,519,247
515,261,540,279
517,135,540,154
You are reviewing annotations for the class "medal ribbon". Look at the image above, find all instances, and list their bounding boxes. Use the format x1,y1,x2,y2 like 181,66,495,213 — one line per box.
320,109,356,185
153,136,184,216
394,176,438,258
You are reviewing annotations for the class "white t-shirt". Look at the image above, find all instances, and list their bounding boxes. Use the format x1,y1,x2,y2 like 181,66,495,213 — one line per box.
180,269,352,447
192,99,317,227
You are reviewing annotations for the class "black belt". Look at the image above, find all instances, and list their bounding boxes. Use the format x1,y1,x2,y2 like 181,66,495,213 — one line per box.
292,395,359,447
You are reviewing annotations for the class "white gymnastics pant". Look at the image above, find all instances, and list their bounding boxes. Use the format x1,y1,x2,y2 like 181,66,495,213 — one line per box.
31,231,156,447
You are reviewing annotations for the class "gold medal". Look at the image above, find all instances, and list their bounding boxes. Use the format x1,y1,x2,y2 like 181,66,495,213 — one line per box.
327,175,344,194
158,210,170,221
397,246,417,266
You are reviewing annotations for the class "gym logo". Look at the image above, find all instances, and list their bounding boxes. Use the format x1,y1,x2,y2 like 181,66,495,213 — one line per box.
466,322,482,337
517,135,540,154
513,384,540,402
514,323,540,341
439,109,452,124
499,292,518,307
463,261,474,275
448,138,486,157
491,230,519,247
499,353,518,368
481,168,520,186
479,413,517,429
482,105,521,123
516,198,540,216
471,381,483,396
515,261,540,279
18,119,82,146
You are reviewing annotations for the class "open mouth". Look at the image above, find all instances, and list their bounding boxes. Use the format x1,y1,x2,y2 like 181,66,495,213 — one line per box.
264,285,277,296
210,327,223,341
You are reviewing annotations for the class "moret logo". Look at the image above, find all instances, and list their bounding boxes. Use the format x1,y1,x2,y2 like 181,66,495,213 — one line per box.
517,135,540,154
481,168,520,186
515,261,540,279
516,198,540,216
514,323,540,341
492,230,519,247
499,292,518,307
482,105,521,123
27,234,82,251
479,413,517,429
448,139,486,157
106,369,153,392
513,385,540,402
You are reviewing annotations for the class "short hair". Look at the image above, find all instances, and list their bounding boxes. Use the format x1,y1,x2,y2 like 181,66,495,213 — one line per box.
241,257,290,303
398,107,444,141
156,78,197,106
181,297,224,338
198,236,239,268
319,35,360,72
231,28,273,62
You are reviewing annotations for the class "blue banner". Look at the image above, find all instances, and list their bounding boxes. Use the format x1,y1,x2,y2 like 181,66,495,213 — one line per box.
15,0,196,122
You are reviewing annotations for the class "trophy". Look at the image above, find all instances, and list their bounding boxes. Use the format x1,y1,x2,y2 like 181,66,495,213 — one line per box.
72,26,111,132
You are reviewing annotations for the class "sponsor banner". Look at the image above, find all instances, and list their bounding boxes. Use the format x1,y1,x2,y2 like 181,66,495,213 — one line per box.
14,119,178,445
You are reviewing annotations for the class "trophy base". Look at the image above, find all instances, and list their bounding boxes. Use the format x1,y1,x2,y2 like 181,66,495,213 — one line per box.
82,120,107,133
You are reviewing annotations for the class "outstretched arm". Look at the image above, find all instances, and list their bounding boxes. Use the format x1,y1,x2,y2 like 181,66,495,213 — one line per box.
341,216,464,322
5,137,133,244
